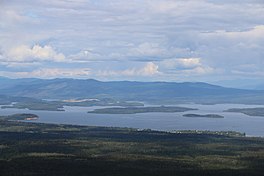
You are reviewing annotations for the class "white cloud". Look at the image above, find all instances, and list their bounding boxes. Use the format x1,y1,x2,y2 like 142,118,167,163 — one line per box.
1,62,41,68
0,68,91,79
181,66,214,75
1,10,24,22
97,62,159,77
141,62,159,75
204,25,264,40
161,58,201,69
0,10,32,26
231,70,264,77
230,64,264,77
177,58,201,68
197,25,264,71
68,49,102,62
1,0,264,83
129,43,166,57
158,57,216,77
6,45,65,62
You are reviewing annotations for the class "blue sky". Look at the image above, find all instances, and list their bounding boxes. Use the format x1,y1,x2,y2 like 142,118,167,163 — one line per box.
0,0,264,87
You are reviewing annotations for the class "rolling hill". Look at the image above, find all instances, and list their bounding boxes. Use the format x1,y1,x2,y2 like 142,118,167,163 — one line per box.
1,77,264,104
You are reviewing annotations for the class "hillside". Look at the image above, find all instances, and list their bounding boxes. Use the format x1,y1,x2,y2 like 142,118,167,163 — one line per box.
1,77,264,104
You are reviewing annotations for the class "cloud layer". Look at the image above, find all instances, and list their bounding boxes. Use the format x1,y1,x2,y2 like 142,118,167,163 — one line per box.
0,0,264,85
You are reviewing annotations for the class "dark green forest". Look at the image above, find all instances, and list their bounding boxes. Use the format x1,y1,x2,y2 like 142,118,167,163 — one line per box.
0,119,263,176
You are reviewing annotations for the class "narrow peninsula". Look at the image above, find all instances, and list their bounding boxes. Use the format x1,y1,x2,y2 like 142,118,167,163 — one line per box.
225,107,264,117
0,113,39,121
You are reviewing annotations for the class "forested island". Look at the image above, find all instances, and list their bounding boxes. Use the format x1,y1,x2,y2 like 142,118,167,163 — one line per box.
88,106,197,114
183,114,224,118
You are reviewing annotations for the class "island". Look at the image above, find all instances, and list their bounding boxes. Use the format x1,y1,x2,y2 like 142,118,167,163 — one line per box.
183,114,224,118
88,106,197,114
0,113,39,121
224,107,264,117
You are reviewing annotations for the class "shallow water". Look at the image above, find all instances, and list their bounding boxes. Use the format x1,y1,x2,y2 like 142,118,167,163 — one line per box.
0,104,264,137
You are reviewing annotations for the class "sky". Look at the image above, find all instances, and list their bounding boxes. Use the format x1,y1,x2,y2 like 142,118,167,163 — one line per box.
0,0,264,88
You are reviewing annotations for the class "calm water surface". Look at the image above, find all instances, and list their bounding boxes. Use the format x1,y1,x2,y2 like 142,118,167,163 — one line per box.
0,104,264,137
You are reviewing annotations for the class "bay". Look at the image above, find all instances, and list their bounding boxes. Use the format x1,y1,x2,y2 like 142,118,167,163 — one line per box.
1,104,264,137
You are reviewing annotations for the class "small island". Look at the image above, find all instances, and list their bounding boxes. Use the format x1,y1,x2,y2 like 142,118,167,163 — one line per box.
88,106,197,114
224,107,264,117
183,114,224,118
0,113,39,121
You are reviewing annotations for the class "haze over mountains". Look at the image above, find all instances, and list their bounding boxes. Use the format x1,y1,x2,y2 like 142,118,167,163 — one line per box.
1,77,264,105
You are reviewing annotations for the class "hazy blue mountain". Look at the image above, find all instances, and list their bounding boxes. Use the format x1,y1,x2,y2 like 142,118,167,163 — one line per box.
1,77,264,104
0,94,40,105
211,79,264,90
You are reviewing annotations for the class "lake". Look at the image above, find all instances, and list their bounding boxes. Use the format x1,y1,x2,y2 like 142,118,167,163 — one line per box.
1,104,264,137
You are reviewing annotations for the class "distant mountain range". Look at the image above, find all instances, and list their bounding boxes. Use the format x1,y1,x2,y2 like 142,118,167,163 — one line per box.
1,77,264,104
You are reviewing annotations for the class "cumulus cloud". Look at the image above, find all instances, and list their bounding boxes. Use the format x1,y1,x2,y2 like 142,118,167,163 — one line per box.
97,62,159,77
6,45,65,62
161,58,201,69
177,58,201,68
141,62,159,75
158,57,215,77
1,0,264,83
